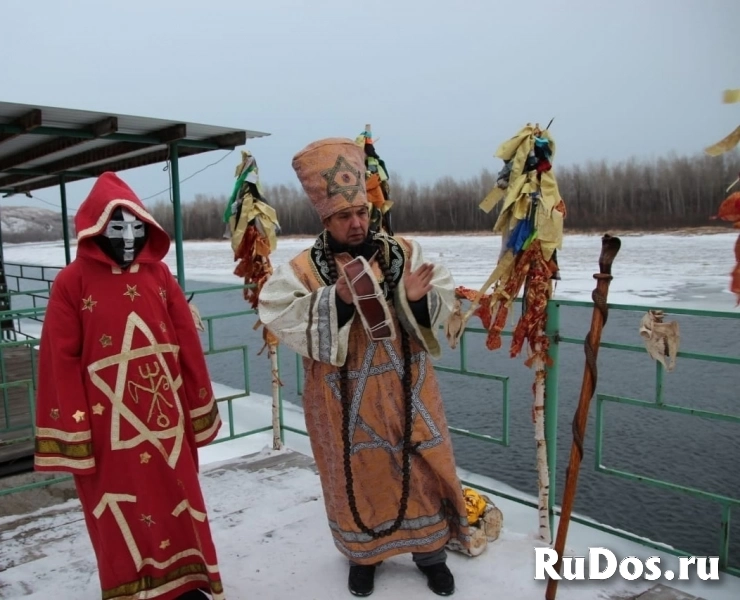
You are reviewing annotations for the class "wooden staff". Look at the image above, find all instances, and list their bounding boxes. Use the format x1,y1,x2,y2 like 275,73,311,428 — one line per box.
545,234,621,600
532,344,551,544
255,321,283,450
268,340,283,450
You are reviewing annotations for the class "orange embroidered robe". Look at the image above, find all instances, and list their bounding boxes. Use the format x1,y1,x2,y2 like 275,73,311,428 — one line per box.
259,232,471,564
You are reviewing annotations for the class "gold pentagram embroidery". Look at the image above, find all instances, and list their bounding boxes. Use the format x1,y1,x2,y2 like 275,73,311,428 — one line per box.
124,285,141,302
92,403,105,416
198,387,207,400
320,155,363,203
50,408,60,420
158,287,167,302
140,451,152,464
159,322,167,333
82,296,97,312
72,410,86,423
86,312,184,469
159,539,170,550
100,334,113,348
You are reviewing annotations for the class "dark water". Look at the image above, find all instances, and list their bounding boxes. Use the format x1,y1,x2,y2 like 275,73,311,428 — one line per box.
10,271,740,569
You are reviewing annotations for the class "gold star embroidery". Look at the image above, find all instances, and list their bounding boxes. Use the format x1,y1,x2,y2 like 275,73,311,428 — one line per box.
159,539,170,550
140,514,155,527
72,410,86,423
198,387,207,400
50,408,60,420
99,334,112,348
158,287,167,302
159,322,167,333
140,451,152,464
82,296,97,312
124,285,141,302
92,403,105,416
320,155,363,202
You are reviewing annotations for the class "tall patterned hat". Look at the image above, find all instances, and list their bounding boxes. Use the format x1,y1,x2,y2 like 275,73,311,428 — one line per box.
292,137,368,220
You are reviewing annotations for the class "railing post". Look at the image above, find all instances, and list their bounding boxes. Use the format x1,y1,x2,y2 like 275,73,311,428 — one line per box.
169,143,185,289
719,505,731,570
459,329,467,372
544,299,560,536
295,352,303,396
59,175,71,266
278,344,285,444
655,362,664,404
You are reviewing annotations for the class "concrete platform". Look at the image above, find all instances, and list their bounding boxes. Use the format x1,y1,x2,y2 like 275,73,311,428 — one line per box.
631,584,705,599
0,448,732,600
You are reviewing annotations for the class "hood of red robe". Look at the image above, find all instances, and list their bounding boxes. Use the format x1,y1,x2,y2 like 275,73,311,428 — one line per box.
74,171,170,265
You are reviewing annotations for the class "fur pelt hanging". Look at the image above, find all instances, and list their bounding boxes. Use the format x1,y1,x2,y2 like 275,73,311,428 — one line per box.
639,310,680,372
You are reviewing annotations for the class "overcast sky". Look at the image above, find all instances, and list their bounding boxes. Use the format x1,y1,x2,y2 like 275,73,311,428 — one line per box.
2,0,739,214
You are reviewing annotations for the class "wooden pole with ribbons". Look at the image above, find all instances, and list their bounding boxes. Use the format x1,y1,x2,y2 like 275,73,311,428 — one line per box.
449,121,565,541
227,149,283,450
545,234,620,600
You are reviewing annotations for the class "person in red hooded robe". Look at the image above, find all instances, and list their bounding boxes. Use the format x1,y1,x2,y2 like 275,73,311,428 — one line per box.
34,172,225,600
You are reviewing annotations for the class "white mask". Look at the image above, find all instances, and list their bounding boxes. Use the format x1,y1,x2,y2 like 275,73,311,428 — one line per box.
100,207,147,266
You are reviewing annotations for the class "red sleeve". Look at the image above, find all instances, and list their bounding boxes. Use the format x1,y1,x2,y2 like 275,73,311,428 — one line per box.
34,269,96,475
164,266,222,448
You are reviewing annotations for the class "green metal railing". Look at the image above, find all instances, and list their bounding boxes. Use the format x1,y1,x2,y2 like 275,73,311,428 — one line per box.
554,298,740,575
0,262,57,326
0,271,737,576
186,284,277,444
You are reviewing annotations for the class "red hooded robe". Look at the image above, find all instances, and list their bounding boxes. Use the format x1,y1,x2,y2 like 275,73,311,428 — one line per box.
34,172,225,600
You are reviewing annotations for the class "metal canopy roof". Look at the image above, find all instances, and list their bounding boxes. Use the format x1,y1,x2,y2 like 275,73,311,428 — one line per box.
0,101,270,195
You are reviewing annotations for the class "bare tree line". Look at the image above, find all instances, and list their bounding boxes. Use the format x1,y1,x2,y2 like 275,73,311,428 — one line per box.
147,150,740,239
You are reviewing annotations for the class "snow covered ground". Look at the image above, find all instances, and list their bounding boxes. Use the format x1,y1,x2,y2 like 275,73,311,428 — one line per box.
2,384,739,600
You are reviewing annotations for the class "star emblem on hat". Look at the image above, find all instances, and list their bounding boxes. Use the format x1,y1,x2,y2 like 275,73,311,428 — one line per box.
321,155,363,203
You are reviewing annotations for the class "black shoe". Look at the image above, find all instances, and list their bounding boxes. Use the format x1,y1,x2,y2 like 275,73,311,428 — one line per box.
417,562,455,596
348,564,377,597
176,590,209,600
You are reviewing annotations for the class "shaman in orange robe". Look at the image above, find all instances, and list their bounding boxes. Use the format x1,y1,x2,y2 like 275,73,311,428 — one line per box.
258,231,471,564
34,172,224,600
